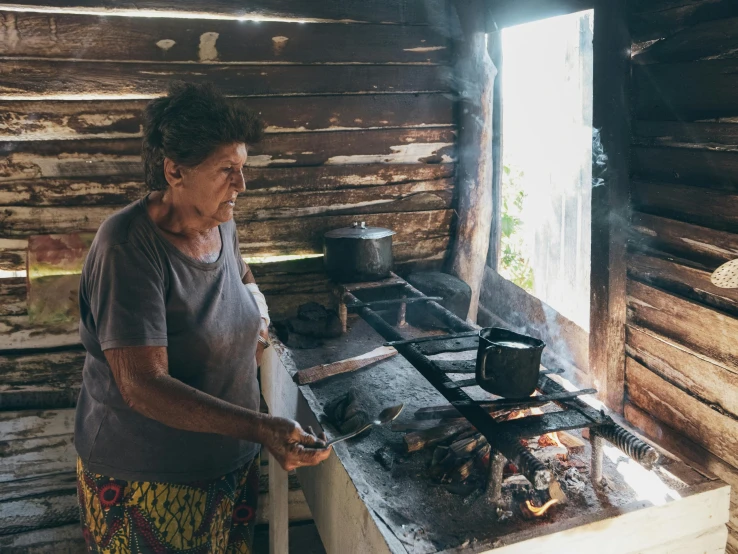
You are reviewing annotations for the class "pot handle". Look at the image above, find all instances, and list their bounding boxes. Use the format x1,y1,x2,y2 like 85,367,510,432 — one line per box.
479,346,495,383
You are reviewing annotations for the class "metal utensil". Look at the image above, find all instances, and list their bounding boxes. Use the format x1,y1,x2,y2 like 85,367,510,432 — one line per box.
711,259,738,289
325,404,404,447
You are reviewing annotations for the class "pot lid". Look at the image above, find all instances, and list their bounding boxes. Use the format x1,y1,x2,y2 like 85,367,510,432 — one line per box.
325,221,395,239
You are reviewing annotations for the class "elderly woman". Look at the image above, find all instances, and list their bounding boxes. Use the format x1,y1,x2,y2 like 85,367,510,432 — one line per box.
75,82,331,553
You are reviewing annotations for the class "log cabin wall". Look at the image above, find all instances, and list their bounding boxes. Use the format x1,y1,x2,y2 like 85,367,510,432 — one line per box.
0,1,456,548
626,2,738,552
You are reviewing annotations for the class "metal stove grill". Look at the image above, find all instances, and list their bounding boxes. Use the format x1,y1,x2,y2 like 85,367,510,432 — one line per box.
333,273,659,500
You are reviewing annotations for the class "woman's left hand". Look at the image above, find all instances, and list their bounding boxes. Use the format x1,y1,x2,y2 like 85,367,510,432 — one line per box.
255,318,269,367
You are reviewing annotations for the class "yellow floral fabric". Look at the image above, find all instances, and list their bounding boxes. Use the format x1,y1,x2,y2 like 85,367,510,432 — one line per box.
77,457,259,554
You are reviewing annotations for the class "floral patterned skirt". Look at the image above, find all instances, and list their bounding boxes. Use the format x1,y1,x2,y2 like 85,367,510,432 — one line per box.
76,457,259,554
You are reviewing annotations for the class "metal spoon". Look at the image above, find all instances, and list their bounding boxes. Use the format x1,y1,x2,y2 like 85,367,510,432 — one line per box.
325,403,404,447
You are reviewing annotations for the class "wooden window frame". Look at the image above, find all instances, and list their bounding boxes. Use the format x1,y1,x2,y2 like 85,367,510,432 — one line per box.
485,0,630,412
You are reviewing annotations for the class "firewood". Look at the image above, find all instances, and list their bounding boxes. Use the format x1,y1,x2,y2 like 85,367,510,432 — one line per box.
557,431,586,454
294,346,397,385
404,420,471,453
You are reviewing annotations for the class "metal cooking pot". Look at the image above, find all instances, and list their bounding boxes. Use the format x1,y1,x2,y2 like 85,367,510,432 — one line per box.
323,222,395,283
475,328,546,399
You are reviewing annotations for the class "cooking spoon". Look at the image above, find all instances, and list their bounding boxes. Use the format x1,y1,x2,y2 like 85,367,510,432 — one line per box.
324,403,404,447
711,259,738,289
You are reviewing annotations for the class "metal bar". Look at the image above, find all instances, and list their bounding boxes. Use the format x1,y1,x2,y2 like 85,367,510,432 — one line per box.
495,411,593,439
591,432,605,486
539,373,659,468
487,451,506,504
347,297,442,310
344,289,552,490
383,331,479,348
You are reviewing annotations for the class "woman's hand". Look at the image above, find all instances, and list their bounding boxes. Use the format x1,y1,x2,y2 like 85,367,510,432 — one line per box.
263,417,332,471
255,319,269,367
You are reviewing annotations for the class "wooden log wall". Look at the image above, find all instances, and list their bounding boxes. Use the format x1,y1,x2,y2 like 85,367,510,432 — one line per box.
0,2,457,549
627,2,738,551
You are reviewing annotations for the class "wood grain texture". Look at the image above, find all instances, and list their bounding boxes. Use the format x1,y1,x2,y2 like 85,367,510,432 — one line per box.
0,349,84,410
0,521,85,553
0,277,26,316
0,238,25,271
0,94,454,140
0,11,448,63
630,212,738,269
0,129,454,182
629,0,738,42
632,181,738,233
632,147,738,190
627,251,738,316
589,0,630,413
627,279,738,371
626,356,738,468
633,15,738,64
0,60,447,99
448,0,495,323
626,325,738,420
634,121,738,150
634,59,738,120
0,315,78,351
0,0,444,25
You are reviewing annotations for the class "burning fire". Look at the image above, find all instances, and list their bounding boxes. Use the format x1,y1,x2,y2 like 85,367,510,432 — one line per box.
507,407,565,449
523,498,559,518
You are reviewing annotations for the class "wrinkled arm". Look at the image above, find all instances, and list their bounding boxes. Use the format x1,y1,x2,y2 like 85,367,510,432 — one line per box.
105,346,330,470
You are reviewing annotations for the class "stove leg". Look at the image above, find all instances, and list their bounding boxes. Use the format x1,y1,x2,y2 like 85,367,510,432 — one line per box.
333,288,348,334
590,431,605,487
487,451,506,504
397,295,407,327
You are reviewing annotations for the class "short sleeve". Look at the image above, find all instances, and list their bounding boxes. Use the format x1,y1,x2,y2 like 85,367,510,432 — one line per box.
87,242,168,350
232,223,247,280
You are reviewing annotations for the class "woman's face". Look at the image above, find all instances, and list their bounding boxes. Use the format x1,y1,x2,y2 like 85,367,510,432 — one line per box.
168,142,248,226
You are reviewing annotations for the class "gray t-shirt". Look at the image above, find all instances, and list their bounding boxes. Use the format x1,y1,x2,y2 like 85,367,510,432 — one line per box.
75,196,261,483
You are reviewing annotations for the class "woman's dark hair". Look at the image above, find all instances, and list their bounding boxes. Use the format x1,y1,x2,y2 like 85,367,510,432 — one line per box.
142,82,264,191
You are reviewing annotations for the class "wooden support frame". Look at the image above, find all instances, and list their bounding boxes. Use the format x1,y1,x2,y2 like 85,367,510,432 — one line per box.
483,0,630,414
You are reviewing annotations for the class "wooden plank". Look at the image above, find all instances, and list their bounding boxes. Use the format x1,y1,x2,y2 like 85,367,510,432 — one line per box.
0,315,79,351
0,487,79,535
0,165,454,205
0,11,448,64
0,522,85,554
0,434,75,481
631,212,738,269
636,525,728,554
626,356,738,468
634,121,738,150
0,238,26,272
627,250,738,317
0,0,442,25
0,61,447,99
624,401,738,509
589,0,630,413
0,277,26,316
634,59,738,120
0,350,84,410
0,409,75,441
626,325,738,421
627,279,738,370
0,94,454,140
0,129,454,182
628,0,738,43
633,15,738,64
632,147,738,190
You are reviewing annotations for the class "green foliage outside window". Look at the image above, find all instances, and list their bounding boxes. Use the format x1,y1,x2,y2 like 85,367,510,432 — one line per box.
498,165,535,292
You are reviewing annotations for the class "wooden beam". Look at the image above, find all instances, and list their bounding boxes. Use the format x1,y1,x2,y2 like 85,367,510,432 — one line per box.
627,279,738,371
448,0,496,323
629,0,738,43
634,59,738,120
633,120,738,149
486,30,502,270
588,0,630,413
0,60,446,99
0,94,454,140
626,325,738,421
0,11,448,63
0,278,26,316
630,212,738,269
627,251,738,317
632,147,738,190
626,356,738,468
0,0,443,25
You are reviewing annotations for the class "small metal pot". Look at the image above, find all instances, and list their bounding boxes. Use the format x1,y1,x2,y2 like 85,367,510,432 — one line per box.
323,222,395,283
475,328,546,399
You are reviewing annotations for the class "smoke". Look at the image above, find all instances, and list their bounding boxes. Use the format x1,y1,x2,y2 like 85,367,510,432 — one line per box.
592,127,608,188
